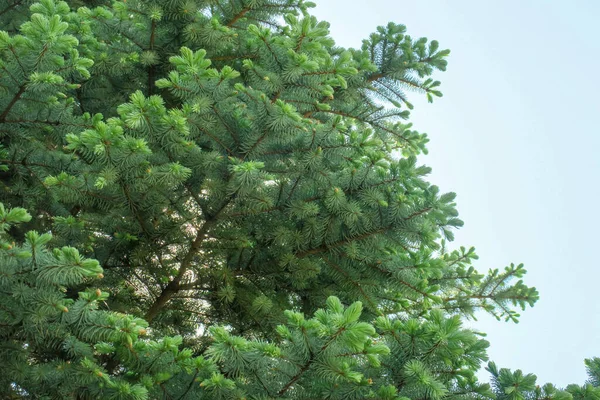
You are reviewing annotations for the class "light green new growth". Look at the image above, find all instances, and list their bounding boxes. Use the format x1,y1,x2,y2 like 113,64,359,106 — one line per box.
0,0,590,399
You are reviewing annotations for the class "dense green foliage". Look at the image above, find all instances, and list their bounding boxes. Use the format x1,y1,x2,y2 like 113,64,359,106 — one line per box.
486,358,600,400
0,0,593,398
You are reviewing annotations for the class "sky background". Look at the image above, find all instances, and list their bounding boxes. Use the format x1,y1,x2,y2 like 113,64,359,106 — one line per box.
312,0,600,386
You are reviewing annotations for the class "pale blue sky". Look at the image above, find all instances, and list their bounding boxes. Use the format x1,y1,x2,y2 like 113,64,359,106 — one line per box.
313,0,600,386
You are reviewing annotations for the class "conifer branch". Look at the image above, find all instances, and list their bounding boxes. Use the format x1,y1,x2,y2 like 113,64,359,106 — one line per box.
397,279,434,299
373,78,410,104
0,1,22,17
367,73,384,83
277,325,346,396
0,119,92,128
176,370,200,400
243,128,269,159
211,54,257,61
276,359,312,396
226,175,404,219
189,120,234,155
9,47,27,74
486,269,516,296
226,7,250,27
443,294,533,303
147,19,157,96
295,33,306,52
296,208,431,258
120,181,153,237
259,36,283,69
0,159,56,169
212,106,240,148
313,109,413,144
296,226,389,258
144,199,231,322
0,84,27,122
253,370,274,397
1,65,20,85
112,28,146,49
322,256,380,312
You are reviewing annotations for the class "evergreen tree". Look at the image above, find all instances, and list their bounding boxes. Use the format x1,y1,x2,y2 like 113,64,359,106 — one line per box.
0,0,588,399
487,358,600,400
0,205,497,398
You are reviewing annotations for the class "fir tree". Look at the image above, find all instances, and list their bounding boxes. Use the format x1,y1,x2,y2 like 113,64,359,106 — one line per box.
0,205,495,398
487,358,600,400
0,0,589,399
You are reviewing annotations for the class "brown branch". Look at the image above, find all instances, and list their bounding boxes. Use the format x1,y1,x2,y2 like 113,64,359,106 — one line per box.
1,118,91,128
442,294,533,303
176,370,200,400
242,128,269,159
114,29,146,49
9,46,26,74
1,65,20,85
0,84,27,122
316,109,412,144
295,33,306,52
212,106,240,147
322,256,379,312
262,142,359,156
295,207,431,258
276,359,312,396
486,269,517,296
296,226,389,258
397,279,433,299
144,200,231,322
373,78,410,104
259,36,283,68
277,326,346,396
226,176,404,219
367,73,384,83
211,54,257,61
302,69,337,76
0,0,23,17
227,7,250,27
189,120,234,156
0,159,55,169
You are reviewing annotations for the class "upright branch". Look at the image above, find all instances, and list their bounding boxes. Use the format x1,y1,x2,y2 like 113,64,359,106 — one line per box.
144,199,231,322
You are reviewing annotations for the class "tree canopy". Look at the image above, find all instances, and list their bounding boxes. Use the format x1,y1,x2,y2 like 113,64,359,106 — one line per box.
0,0,593,399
